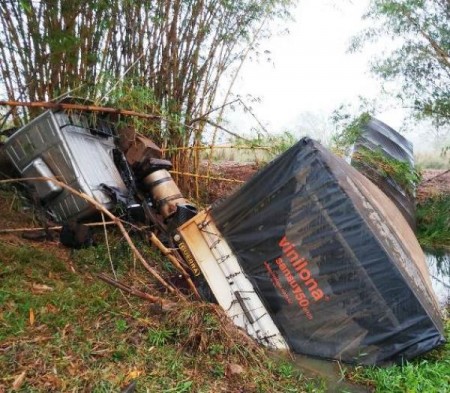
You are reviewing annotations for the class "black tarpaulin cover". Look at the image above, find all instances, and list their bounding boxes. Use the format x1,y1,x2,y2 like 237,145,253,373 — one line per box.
211,138,444,364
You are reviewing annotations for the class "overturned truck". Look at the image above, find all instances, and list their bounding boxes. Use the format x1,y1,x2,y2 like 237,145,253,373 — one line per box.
177,137,444,364
1,109,445,365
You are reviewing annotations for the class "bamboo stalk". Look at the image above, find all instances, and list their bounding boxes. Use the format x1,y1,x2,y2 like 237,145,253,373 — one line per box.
161,145,272,152
194,140,200,201
169,171,245,183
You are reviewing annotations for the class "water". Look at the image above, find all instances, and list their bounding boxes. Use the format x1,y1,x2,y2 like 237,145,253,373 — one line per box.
426,251,450,310
291,354,369,393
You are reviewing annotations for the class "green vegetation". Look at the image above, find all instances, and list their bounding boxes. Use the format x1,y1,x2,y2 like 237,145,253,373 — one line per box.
331,111,371,156
346,318,450,393
330,110,422,202
417,195,450,251
351,0,450,128
0,0,295,140
1,157,449,393
352,146,421,197
254,131,298,158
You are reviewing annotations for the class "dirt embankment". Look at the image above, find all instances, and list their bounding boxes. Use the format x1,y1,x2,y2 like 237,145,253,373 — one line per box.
203,162,259,203
417,169,450,203
206,163,450,203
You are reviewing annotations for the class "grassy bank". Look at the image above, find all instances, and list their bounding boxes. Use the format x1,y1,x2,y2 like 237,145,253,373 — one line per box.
416,194,450,250
0,239,327,392
346,318,450,393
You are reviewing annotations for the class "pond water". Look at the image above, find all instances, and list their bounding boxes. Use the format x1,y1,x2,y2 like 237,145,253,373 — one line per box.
426,251,450,311
291,353,369,393
287,252,450,393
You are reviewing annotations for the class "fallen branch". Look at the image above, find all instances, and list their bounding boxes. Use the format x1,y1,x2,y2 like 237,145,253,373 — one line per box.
421,169,450,184
161,145,272,152
169,170,245,183
0,100,160,120
204,119,253,142
96,273,176,310
0,101,249,143
1,176,202,299
0,221,116,234
101,212,117,279
0,336,53,351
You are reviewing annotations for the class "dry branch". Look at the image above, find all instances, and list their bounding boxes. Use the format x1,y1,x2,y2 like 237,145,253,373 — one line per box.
204,119,252,142
0,100,248,144
169,170,245,183
161,145,272,152
96,273,176,310
0,100,160,120
422,169,450,184
0,221,116,234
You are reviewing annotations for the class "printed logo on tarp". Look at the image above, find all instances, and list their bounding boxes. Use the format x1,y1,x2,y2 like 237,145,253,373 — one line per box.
264,236,325,320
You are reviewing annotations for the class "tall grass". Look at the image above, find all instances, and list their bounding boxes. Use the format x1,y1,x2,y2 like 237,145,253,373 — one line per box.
415,152,450,170
417,195,450,250
207,131,297,164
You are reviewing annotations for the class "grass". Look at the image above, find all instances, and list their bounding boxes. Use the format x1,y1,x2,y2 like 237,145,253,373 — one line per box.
416,194,450,250
0,238,328,392
352,146,420,197
346,318,450,393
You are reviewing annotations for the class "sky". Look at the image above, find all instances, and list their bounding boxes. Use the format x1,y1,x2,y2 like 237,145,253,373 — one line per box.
226,0,410,143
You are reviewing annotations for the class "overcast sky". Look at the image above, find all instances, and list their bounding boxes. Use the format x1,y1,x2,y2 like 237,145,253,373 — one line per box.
226,0,410,143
